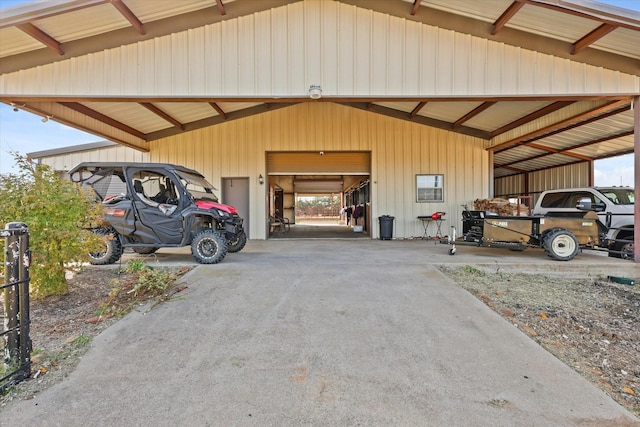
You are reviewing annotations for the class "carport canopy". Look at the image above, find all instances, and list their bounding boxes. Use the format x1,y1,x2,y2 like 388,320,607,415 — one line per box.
0,0,639,257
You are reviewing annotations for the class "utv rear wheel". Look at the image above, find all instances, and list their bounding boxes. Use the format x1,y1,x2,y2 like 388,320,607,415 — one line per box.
227,231,247,253
132,247,159,255
543,229,579,261
191,229,227,264
88,228,122,265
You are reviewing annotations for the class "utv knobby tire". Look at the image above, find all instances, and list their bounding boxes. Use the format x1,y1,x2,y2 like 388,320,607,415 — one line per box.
542,229,579,261
132,247,159,255
227,231,247,253
88,228,123,265
191,229,227,264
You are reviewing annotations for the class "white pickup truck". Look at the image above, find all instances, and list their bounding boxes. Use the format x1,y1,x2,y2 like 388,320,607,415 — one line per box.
532,187,634,259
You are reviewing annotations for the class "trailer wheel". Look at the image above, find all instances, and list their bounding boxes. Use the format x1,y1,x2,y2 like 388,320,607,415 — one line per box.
449,247,456,255
543,229,579,261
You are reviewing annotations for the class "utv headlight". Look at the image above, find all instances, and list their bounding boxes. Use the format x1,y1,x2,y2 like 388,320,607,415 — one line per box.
216,209,231,218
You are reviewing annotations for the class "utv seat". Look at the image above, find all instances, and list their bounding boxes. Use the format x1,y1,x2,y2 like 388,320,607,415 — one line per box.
133,180,159,208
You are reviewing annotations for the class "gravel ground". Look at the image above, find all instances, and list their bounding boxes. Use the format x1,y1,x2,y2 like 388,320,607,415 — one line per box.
441,265,640,418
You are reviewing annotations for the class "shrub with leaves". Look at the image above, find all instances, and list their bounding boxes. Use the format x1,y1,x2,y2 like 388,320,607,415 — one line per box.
0,153,105,298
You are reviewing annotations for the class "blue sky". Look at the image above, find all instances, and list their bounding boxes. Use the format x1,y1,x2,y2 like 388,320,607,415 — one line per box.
1,0,638,185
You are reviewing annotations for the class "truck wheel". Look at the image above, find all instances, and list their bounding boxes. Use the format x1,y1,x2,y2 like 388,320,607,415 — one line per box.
615,242,634,260
543,229,579,261
132,247,159,255
191,229,227,264
88,228,122,265
227,231,247,253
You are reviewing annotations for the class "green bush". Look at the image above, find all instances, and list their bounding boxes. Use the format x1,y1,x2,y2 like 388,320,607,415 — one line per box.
0,153,105,298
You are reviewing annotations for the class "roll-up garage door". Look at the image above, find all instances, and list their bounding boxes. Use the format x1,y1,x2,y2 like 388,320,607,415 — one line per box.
267,151,370,175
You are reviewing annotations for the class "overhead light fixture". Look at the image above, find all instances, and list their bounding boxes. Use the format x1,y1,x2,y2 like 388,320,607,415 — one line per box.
41,115,52,123
10,103,26,112
258,174,264,185
308,85,322,99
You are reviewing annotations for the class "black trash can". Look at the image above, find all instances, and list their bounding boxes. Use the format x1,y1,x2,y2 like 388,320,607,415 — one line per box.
379,215,394,240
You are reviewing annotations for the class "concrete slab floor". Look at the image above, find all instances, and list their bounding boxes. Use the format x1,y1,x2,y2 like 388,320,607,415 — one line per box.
2,239,639,426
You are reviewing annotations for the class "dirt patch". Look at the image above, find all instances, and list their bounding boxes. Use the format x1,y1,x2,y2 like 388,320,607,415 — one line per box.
442,265,640,418
1,265,190,409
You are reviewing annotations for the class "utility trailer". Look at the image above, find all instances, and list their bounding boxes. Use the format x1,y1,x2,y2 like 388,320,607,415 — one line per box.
446,207,607,261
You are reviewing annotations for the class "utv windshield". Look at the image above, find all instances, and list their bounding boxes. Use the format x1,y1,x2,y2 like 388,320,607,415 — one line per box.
176,170,218,202
597,188,634,205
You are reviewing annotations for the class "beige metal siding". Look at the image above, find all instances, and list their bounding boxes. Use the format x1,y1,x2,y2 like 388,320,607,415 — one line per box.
149,102,489,239
528,163,591,200
37,145,149,172
267,152,370,175
495,162,591,206
2,1,638,97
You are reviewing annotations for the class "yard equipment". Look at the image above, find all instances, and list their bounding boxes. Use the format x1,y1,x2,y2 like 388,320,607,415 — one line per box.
446,206,607,261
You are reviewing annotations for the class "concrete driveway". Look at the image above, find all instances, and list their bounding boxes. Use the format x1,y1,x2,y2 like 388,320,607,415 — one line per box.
2,239,639,426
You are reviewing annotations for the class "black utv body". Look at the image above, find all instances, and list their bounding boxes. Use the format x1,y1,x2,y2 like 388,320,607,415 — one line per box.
69,162,246,264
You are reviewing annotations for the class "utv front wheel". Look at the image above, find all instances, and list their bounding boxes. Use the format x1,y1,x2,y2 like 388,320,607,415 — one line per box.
227,231,247,253
88,228,123,265
191,230,227,264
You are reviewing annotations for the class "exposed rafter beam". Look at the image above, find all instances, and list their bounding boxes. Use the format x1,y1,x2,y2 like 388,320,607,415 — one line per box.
17,102,148,152
496,158,589,178
572,23,617,54
341,102,491,140
209,102,227,120
525,142,592,161
16,23,63,55
411,0,422,16
594,148,634,161
146,103,298,141
410,101,427,119
452,101,496,128
59,102,146,139
0,0,105,29
215,0,226,16
559,129,635,152
110,0,145,35
519,0,640,32
491,1,524,35
488,100,630,152
495,128,634,168
140,103,184,130
505,104,632,149
497,164,529,173
490,101,574,138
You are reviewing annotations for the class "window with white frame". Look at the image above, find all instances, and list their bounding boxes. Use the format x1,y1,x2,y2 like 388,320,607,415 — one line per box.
416,174,444,202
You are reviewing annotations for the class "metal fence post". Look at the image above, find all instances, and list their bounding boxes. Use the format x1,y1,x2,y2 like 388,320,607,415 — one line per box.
3,224,20,360
2,222,31,390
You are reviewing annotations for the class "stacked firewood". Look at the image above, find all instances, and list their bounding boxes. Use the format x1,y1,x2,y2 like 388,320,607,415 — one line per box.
473,198,522,216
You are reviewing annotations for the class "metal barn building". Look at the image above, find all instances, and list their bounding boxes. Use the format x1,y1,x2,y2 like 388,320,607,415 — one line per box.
1,0,639,241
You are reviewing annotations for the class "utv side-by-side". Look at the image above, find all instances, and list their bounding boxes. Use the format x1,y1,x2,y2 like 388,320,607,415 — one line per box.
69,162,246,264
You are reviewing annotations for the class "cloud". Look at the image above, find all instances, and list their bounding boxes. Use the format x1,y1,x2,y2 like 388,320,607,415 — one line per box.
594,155,634,187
